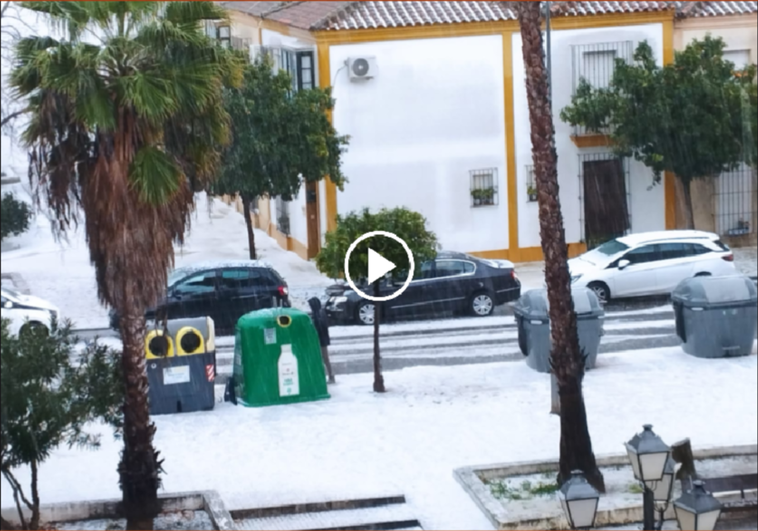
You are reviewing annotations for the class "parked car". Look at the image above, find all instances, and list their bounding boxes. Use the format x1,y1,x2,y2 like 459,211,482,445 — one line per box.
325,251,521,325
568,230,737,302
1,287,60,336
109,260,290,332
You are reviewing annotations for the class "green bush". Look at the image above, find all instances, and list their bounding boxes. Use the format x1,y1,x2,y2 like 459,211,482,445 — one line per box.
1,192,32,241
1,318,123,530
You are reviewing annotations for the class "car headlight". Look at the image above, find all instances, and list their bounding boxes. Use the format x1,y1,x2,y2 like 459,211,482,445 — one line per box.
570,274,583,284
331,296,348,304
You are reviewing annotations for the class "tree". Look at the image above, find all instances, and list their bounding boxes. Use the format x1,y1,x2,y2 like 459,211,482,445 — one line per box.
560,36,758,229
316,208,437,392
1,1,34,133
515,2,605,492
1,318,123,531
9,2,243,528
212,55,348,259
1,192,31,241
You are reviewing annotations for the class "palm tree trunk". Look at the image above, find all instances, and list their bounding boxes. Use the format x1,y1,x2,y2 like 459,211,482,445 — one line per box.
372,282,385,393
118,310,161,530
241,194,257,260
515,1,605,493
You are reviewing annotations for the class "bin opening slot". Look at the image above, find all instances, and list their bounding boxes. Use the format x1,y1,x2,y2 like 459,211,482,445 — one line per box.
530,319,543,325
149,336,170,357
277,315,292,327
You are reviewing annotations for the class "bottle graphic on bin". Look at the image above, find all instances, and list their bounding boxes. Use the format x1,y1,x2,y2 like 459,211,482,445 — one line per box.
278,344,300,397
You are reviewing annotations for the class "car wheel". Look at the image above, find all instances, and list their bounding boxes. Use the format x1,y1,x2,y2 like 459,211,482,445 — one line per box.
19,322,48,338
356,301,375,326
469,291,494,317
587,282,610,303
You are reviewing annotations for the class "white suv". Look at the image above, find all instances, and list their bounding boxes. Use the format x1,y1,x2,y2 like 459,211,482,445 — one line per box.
568,230,737,302
1,287,60,336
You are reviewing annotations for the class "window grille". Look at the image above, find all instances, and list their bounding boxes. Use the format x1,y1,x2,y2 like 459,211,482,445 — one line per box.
714,163,756,237
525,165,537,202
469,168,498,208
571,41,634,136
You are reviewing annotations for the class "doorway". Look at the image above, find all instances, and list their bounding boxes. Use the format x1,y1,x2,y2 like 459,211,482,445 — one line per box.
581,156,630,249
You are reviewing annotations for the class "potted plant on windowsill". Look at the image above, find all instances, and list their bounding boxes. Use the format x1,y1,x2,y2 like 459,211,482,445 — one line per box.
472,188,495,207
527,184,538,202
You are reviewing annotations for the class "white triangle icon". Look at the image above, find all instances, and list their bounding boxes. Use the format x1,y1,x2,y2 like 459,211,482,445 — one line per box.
367,248,397,285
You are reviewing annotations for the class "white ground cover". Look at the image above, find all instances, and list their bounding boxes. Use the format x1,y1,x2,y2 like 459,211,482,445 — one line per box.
1,346,755,530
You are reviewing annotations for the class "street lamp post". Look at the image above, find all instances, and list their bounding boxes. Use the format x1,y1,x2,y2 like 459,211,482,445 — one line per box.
625,425,672,531
650,456,676,529
558,470,601,530
673,480,723,531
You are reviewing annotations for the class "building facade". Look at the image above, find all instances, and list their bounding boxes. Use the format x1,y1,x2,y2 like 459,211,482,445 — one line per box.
217,1,757,262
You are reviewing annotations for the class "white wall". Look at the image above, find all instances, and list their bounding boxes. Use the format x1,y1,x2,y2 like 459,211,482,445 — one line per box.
512,23,666,248
288,184,308,245
328,34,508,253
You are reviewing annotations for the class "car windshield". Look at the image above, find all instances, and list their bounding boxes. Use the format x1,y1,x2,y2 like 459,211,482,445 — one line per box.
1,287,21,300
580,239,630,265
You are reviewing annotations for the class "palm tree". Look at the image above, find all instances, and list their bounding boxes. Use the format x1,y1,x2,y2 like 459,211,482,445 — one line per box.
10,2,242,528
514,1,605,492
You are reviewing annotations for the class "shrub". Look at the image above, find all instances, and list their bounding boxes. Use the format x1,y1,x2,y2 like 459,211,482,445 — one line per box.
1,192,32,241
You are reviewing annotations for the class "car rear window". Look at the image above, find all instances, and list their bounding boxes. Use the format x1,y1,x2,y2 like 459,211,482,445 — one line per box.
713,239,730,252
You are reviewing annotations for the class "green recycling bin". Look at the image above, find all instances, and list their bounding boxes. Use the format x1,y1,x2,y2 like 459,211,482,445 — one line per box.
232,308,330,407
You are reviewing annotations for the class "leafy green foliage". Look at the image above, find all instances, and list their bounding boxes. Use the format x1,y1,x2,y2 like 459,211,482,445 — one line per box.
1,317,123,529
212,56,349,203
316,207,438,282
488,478,560,501
1,192,32,241
560,36,758,184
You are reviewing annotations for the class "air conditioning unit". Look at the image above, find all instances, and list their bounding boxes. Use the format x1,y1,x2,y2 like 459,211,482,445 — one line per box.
347,56,377,81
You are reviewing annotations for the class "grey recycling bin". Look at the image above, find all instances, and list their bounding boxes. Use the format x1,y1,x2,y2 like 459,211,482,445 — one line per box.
671,275,757,359
144,316,217,415
513,288,605,373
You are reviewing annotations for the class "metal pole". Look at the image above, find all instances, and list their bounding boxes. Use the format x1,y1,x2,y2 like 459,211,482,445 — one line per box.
546,1,552,110
642,486,656,531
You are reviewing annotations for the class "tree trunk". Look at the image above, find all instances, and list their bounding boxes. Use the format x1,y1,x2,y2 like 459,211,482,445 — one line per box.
516,1,605,493
680,178,695,230
29,460,39,531
118,311,161,531
241,194,257,260
372,282,385,393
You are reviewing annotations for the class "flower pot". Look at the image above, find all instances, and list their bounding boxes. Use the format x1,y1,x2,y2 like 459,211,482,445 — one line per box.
529,193,538,202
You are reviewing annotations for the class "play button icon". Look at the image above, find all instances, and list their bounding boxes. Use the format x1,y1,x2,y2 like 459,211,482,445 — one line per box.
367,248,396,285
344,230,415,302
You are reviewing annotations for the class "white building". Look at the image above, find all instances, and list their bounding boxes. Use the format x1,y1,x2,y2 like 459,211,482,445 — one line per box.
171,2,758,261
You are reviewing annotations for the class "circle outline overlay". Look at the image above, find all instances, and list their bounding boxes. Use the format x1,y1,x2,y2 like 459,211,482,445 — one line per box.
343,230,415,302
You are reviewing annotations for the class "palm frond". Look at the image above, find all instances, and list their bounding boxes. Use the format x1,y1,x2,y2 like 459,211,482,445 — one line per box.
129,146,182,204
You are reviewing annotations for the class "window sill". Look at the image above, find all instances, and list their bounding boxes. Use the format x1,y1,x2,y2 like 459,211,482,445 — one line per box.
570,134,612,148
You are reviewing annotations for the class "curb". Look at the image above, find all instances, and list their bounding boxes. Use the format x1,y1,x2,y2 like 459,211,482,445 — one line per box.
453,444,757,530
0,490,235,531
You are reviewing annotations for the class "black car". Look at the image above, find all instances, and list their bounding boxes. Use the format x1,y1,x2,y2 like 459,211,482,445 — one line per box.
109,260,290,332
325,251,521,325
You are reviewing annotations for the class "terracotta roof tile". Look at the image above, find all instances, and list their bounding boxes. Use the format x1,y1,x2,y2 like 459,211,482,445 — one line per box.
674,1,758,17
219,1,757,32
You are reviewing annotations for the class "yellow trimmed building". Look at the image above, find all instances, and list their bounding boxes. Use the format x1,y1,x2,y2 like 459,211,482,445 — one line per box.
214,1,757,262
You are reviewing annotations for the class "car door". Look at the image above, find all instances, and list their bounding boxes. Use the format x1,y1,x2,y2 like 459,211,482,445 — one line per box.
386,260,435,319
165,269,220,322
218,268,275,327
608,244,663,297
430,259,470,315
655,243,698,293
